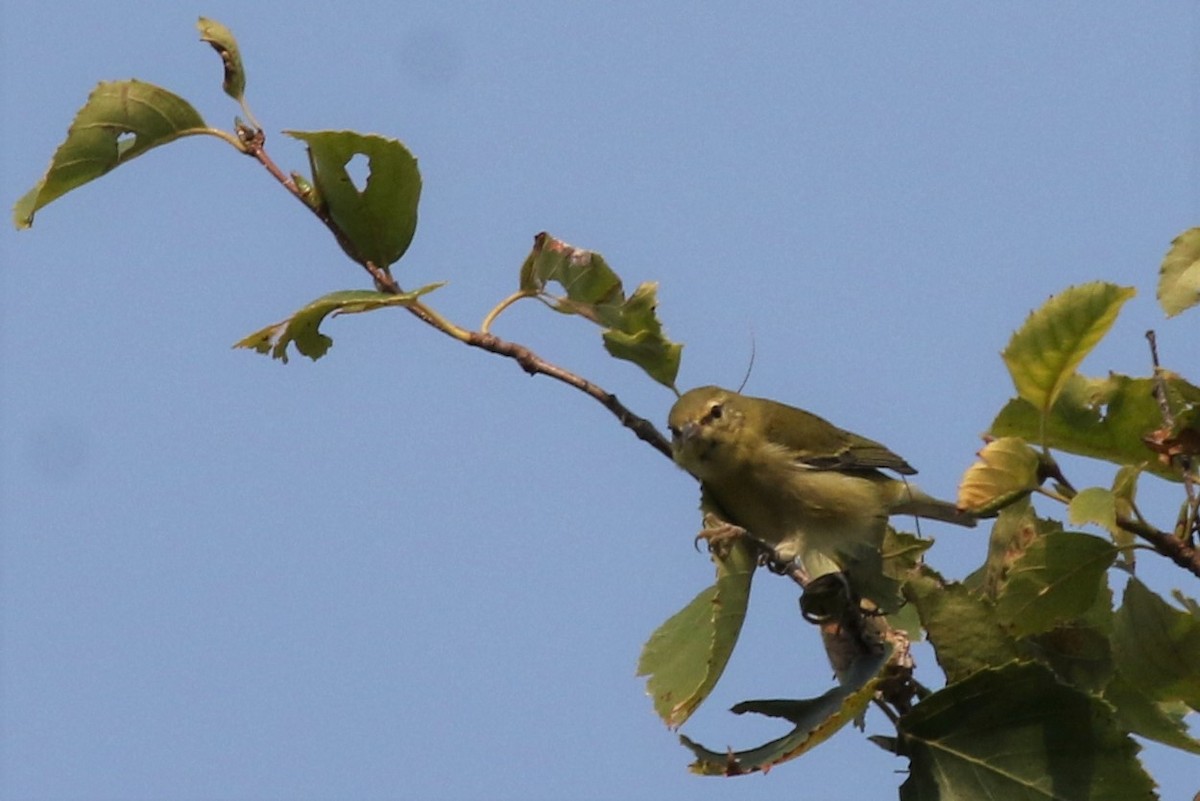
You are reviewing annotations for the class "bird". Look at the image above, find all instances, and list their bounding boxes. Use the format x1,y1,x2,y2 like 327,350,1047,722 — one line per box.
667,385,973,600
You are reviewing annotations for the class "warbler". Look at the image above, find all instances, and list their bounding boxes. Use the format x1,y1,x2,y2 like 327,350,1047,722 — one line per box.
668,385,973,592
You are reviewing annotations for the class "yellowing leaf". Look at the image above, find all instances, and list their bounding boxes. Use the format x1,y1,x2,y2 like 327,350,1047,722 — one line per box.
285,131,421,271
1001,282,1135,416
1067,487,1118,534
1157,228,1200,317
957,437,1041,515
235,285,442,363
637,538,755,729
680,643,890,776
14,81,209,229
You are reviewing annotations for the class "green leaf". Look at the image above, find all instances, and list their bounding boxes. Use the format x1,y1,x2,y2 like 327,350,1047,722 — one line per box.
991,372,1200,481
1028,622,1114,693
680,643,890,776
1001,282,1135,417
899,662,1156,801
1068,487,1117,533
285,131,421,271
14,80,209,229
637,538,755,728
1158,228,1200,317
518,233,682,389
197,17,247,103
957,436,1041,515
995,532,1117,638
1112,578,1200,711
1105,671,1200,755
234,286,442,363
906,569,1019,683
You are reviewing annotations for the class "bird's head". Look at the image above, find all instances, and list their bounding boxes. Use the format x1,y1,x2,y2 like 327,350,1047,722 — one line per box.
667,385,749,477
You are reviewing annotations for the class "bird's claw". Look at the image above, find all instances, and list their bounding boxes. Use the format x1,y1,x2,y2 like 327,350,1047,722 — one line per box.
693,516,748,559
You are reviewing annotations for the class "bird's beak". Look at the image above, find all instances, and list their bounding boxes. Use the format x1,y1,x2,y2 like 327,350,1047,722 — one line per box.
676,422,701,445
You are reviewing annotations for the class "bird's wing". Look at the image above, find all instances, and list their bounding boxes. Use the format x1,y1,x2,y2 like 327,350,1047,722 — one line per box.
760,398,917,475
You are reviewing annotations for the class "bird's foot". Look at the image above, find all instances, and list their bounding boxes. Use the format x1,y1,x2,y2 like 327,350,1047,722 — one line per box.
694,514,748,559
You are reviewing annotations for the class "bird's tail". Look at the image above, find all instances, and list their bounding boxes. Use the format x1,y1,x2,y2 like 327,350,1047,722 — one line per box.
892,483,976,528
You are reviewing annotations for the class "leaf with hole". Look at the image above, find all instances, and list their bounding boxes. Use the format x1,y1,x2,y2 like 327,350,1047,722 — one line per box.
991,372,1200,481
14,81,210,229
285,131,422,271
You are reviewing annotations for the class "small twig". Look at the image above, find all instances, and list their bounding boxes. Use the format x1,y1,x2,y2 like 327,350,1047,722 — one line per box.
1117,516,1200,578
1146,330,1200,545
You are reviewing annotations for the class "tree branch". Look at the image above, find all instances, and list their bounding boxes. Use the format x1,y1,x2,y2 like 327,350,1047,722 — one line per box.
1117,516,1200,579
240,128,675,463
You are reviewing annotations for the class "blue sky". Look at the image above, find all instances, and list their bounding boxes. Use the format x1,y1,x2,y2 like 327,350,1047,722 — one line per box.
2,3,1198,799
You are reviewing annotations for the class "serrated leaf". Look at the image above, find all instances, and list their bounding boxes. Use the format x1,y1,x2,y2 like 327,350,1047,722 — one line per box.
1068,487,1118,533
1001,282,1135,416
995,532,1117,638
1028,622,1113,692
14,80,209,229
518,233,682,389
234,285,442,363
1112,578,1200,711
906,569,1019,683
1158,228,1200,317
957,436,1041,515
285,131,421,271
680,643,890,776
991,372,1200,482
197,17,246,102
1104,671,1200,755
899,662,1156,801
637,538,755,728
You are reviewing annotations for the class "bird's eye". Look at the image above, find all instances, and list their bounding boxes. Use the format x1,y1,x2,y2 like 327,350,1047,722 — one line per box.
667,425,679,437
707,403,723,421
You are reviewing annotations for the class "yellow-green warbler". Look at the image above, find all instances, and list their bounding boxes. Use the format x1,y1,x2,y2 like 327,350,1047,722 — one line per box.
668,385,974,587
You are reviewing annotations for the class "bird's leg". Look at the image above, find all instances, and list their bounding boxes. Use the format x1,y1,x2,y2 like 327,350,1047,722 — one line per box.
694,513,749,559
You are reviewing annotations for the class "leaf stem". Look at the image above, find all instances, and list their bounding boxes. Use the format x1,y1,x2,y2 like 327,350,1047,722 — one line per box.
240,129,673,462
480,289,534,334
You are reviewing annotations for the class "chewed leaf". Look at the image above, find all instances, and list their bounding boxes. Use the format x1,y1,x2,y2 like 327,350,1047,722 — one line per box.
285,131,421,271
991,372,1200,481
957,437,1041,516
637,538,755,729
1157,228,1200,317
680,643,889,775
197,17,247,103
1001,282,1135,416
235,285,442,363
519,233,682,389
14,80,209,229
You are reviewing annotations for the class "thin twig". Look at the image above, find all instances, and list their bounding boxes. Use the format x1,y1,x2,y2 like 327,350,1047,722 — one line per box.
239,131,674,462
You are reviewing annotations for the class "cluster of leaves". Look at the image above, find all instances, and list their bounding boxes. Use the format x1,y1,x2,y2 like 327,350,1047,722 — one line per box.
637,275,1200,797
14,18,681,391
13,16,1199,801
